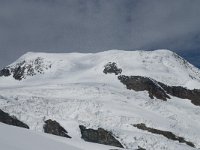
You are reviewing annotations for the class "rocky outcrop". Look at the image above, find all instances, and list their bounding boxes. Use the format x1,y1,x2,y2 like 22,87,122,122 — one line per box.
118,75,200,106
136,147,146,150
102,62,200,105
158,82,200,106
43,119,71,138
0,66,27,80
13,66,27,80
103,62,122,75
133,123,195,148
0,68,11,76
111,146,145,150
118,75,170,101
79,125,124,148
0,57,51,80
0,109,29,129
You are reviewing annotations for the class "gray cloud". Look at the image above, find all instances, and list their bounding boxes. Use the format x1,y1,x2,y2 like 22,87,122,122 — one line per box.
0,0,200,68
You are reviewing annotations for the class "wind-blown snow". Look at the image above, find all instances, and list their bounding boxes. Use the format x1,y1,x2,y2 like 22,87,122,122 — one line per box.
0,49,200,150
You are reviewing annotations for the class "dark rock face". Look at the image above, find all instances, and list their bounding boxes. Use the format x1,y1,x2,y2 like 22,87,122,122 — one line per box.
0,57,50,80
103,62,122,75
118,75,170,101
136,147,146,150
0,109,29,129
118,75,200,106
0,66,26,80
12,66,26,80
43,119,71,138
133,123,195,148
0,68,11,77
79,125,123,148
158,82,200,106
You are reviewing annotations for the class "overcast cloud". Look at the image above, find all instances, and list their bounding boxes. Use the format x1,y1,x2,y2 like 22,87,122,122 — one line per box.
0,0,200,68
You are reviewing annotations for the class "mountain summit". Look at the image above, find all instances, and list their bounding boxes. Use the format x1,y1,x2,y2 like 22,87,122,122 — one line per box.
1,49,200,88
0,50,200,150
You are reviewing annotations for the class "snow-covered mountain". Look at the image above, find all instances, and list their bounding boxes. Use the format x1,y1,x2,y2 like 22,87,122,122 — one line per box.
0,49,200,150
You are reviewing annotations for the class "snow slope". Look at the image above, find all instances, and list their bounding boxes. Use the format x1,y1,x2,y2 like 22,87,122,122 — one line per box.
0,49,200,150
1,49,200,89
0,123,120,150
0,123,81,150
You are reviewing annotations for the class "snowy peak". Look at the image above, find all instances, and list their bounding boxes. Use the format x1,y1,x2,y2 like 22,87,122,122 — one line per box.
0,49,200,89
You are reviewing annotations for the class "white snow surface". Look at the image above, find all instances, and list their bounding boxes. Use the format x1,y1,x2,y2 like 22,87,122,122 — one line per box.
0,123,119,150
0,49,200,150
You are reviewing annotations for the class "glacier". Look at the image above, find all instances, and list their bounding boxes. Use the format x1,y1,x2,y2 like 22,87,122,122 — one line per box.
0,49,200,150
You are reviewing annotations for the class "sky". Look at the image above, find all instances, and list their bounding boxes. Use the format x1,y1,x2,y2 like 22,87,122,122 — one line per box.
0,0,200,68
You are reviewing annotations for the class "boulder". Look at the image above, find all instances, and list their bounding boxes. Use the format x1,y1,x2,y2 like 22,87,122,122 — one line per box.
0,109,29,129
43,119,71,138
103,62,122,75
79,125,123,148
